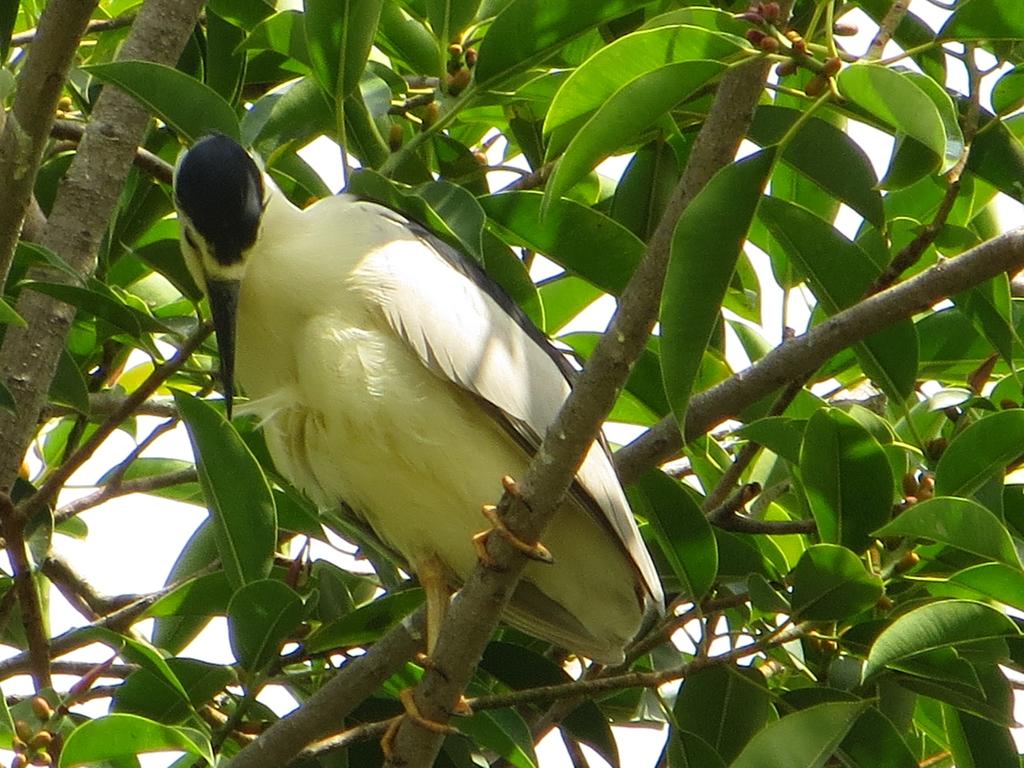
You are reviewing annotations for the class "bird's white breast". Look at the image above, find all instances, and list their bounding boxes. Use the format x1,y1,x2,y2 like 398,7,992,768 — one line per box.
232,193,647,662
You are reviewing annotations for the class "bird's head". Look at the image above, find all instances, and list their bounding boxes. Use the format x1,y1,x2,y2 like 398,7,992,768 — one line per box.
173,134,266,419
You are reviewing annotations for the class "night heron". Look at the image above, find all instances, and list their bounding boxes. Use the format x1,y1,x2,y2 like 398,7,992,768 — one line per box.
173,134,664,665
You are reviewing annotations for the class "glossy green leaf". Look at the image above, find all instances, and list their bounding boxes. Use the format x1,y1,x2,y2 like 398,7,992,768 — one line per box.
748,106,884,228
114,658,234,724
947,706,1020,767
674,666,770,763
954,275,1015,365
227,579,305,671
789,545,883,622
864,600,1019,680
667,730,727,768
545,25,743,157
838,64,946,160
49,350,89,415
173,391,277,589
992,65,1024,115
242,76,334,153
59,714,213,766
305,589,424,652
304,0,384,99
875,497,1021,568
800,408,894,552
0,296,24,327
661,150,774,431
782,690,917,768
949,563,1024,612
378,0,441,76
936,409,1024,497
474,0,660,88
480,191,643,295
734,417,805,464
629,471,716,601
730,701,867,768
457,708,536,768
84,61,240,141
206,10,247,104
545,60,724,205
19,281,167,337
966,120,1024,204
940,0,1024,40
239,10,310,67
610,139,681,240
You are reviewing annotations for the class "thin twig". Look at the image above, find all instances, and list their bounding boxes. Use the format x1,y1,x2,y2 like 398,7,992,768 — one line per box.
10,13,136,46
54,466,198,524
50,119,174,184
865,0,909,60
0,493,50,690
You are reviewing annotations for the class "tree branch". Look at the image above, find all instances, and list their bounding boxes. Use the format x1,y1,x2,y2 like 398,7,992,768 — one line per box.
50,118,174,184
54,467,197,524
614,227,1024,483
0,493,50,690
0,0,99,287
10,12,136,47
0,0,205,495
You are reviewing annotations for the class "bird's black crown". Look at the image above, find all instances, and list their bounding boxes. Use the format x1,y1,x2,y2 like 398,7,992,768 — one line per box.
174,134,265,266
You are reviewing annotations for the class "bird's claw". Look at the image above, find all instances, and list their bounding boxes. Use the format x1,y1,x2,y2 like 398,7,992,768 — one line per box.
473,503,554,566
380,688,461,757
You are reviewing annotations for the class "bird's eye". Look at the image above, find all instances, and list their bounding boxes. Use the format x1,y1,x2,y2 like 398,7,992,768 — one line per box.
184,228,199,251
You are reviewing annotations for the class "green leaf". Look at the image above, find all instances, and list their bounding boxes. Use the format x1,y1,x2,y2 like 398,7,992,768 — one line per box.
114,658,234,724
789,545,883,622
19,280,165,337
227,579,305,672
949,563,1024,612
799,408,894,553
0,296,24,327
992,65,1024,115
173,391,277,590
947,706,1020,767
668,731,727,768
378,0,441,76
206,10,247,104
935,409,1024,497
474,0,659,88
758,197,918,400
875,497,1021,568
48,350,89,415
966,120,1024,204
748,106,884,229
660,150,774,432
457,708,537,768
305,589,424,652
239,10,311,68
629,471,716,601
545,60,724,205
304,0,384,100
729,701,868,768
84,61,239,141
610,139,681,241
940,0,1024,40
838,64,946,160
674,666,770,763
544,25,743,157
59,714,213,766
480,191,643,295
734,417,805,464
863,600,1019,680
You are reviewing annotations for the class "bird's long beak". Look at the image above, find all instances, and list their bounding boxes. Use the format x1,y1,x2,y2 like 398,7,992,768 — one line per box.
207,278,240,420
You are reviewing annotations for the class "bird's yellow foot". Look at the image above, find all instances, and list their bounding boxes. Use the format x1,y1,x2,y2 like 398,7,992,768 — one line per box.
473,503,554,566
380,688,461,757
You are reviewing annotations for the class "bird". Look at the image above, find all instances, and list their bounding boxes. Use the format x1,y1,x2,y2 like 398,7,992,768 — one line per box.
172,134,664,666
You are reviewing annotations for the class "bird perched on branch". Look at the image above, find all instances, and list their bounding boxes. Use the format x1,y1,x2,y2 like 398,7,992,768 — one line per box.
173,134,663,665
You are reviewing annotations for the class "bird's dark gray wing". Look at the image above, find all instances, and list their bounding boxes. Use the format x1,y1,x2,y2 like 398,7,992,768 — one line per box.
356,201,663,609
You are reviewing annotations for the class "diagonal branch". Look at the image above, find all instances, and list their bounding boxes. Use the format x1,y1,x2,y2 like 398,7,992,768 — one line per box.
614,226,1024,484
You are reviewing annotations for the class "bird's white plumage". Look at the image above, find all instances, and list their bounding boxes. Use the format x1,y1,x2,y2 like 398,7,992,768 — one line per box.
229,185,663,663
